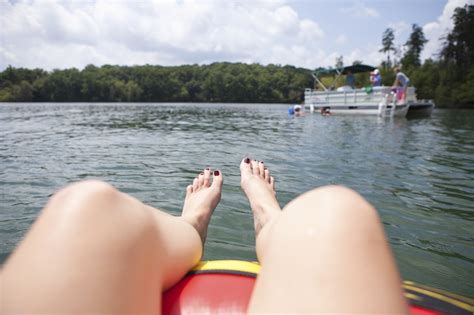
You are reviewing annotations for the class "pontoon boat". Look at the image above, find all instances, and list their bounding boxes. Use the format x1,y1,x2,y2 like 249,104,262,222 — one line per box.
303,65,434,117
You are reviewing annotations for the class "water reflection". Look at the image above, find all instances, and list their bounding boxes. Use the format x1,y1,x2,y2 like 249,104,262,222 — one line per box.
0,103,473,296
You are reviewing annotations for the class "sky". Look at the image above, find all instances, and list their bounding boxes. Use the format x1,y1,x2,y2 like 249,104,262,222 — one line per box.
0,0,471,71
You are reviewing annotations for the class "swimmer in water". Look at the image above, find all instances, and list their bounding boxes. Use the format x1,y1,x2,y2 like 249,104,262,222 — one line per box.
293,105,306,116
321,107,331,116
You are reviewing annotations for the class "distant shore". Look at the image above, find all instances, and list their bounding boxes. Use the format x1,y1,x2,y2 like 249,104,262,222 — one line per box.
0,62,472,108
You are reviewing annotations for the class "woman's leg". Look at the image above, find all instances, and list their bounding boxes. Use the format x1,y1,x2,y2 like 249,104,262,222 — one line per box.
403,82,410,101
2,168,222,314
240,158,408,313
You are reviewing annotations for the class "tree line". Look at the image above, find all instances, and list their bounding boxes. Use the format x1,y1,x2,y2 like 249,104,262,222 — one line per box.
0,63,312,104
0,4,472,107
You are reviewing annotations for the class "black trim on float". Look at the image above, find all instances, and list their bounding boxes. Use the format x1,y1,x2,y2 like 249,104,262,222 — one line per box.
187,270,258,278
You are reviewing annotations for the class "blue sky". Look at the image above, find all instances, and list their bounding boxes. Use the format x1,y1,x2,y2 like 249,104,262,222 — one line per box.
0,0,470,70
290,0,448,58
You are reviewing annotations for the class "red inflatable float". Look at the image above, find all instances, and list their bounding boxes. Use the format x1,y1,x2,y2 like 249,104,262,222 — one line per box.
163,260,473,315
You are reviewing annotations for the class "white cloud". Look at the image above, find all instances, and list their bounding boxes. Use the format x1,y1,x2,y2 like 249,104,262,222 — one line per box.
421,0,470,60
388,21,411,42
359,45,386,67
0,0,326,70
342,1,380,18
2,0,456,71
335,34,347,45
335,46,384,67
322,51,342,68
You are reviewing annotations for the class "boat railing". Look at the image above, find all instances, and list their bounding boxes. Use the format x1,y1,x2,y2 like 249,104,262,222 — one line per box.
304,86,414,107
304,87,391,106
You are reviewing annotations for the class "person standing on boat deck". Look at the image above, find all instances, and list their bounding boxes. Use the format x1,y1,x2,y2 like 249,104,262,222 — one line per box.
346,71,355,89
392,68,410,100
370,69,382,87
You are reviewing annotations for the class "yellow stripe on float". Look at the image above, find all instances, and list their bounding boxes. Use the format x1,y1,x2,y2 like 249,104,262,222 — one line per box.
403,281,473,304
403,284,474,312
192,260,261,274
404,293,422,301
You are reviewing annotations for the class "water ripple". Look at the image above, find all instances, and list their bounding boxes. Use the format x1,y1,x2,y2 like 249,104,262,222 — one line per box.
0,103,473,296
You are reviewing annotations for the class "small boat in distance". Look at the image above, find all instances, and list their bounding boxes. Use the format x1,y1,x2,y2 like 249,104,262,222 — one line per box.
303,64,435,117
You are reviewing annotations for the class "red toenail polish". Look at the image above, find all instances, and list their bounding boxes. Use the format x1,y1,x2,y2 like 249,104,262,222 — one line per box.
260,161,264,164
200,172,204,175
244,158,250,164
205,167,210,170
214,170,220,176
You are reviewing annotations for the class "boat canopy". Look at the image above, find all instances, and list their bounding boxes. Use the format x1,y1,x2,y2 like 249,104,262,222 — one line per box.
314,64,376,76
311,64,377,91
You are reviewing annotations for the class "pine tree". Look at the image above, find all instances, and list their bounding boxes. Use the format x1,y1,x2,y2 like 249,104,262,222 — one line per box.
440,5,474,69
335,56,344,69
401,24,428,68
379,28,395,68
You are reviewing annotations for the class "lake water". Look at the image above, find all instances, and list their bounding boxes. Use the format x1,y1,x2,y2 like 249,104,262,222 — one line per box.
0,103,473,297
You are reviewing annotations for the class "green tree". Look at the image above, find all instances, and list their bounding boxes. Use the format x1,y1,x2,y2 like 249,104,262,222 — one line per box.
0,63,313,103
335,56,344,69
408,59,439,100
401,24,428,68
124,81,143,102
438,4,474,107
440,5,474,70
11,81,34,101
379,28,396,68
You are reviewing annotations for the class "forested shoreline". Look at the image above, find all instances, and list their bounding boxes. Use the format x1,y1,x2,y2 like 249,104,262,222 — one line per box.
0,63,313,104
1,5,472,108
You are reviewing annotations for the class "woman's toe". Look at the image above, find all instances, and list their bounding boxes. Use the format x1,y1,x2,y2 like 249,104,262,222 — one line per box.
192,177,200,191
240,157,252,176
197,172,205,188
258,161,265,177
251,159,260,175
186,184,193,196
203,167,211,187
264,168,270,183
211,170,223,189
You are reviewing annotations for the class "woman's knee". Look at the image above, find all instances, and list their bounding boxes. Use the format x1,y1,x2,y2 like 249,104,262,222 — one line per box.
51,180,119,206
281,185,380,229
45,180,154,230
43,180,160,247
43,180,122,221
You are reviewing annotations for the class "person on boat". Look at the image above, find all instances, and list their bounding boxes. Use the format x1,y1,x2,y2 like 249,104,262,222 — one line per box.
346,70,355,89
3,159,408,313
370,69,382,87
392,67,410,101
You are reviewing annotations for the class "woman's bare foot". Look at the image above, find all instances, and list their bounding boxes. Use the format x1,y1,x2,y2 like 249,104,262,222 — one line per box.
181,167,223,244
240,158,282,236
